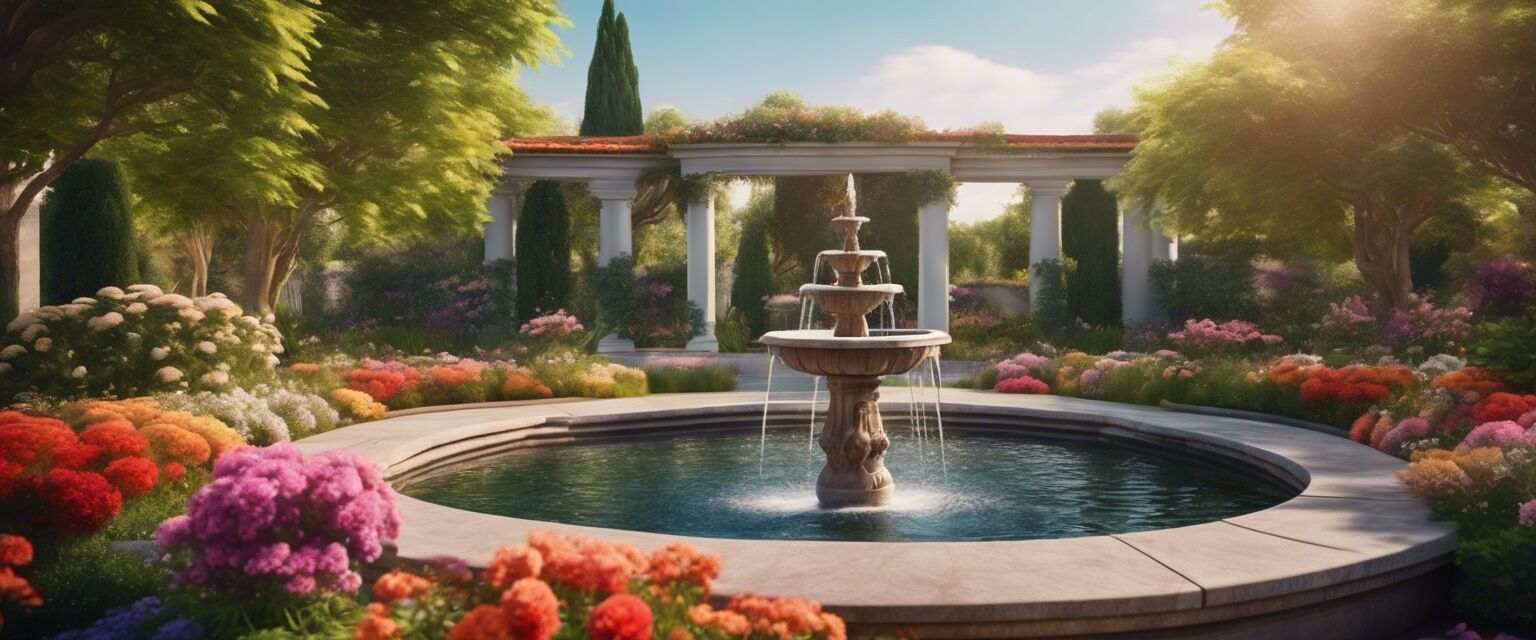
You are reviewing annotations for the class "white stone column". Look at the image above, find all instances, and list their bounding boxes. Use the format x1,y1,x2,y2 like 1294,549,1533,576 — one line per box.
482,183,522,263
1120,201,1156,325
918,199,950,331
594,183,635,266
592,181,637,352
684,191,718,351
1026,181,1071,310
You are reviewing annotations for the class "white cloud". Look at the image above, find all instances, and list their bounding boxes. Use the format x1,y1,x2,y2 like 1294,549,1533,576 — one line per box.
847,32,1226,223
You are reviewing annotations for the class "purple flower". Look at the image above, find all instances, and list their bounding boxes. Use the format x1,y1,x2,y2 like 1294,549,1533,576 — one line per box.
53,597,161,640
1465,257,1536,316
151,618,205,640
155,444,401,596
1381,417,1431,451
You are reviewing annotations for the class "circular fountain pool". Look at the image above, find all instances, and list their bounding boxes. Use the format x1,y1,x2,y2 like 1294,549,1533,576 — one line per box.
400,428,1291,542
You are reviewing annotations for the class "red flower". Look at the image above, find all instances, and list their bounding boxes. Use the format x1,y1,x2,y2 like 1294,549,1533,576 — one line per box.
0,413,80,472
448,605,514,640
588,593,653,640
102,456,159,497
1348,412,1379,444
347,369,420,402
79,420,149,460
646,543,721,591
1472,393,1536,424
39,468,121,532
501,578,561,640
483,545,543,588
0,535,32,567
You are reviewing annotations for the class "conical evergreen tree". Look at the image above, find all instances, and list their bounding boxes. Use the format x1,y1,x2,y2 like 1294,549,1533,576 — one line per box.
40,159,140,305
516,181,573,319
580,0,642,136
1061,180,1121,326
731,219,773,338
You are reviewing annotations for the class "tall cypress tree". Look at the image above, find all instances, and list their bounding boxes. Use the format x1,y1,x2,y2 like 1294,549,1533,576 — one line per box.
1061,180,1121,326
854,173,920,303
40,159,140,305
516,181,573,319
580,0,642,136
731,219,773,338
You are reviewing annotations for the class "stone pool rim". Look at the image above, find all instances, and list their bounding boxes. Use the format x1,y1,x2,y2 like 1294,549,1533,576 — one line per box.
294,390,1454,639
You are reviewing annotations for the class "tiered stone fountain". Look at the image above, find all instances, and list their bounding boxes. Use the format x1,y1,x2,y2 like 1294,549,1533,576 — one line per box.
759,215,951,507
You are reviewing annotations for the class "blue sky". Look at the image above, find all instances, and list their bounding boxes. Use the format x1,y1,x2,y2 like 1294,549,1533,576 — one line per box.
520,0,1234,222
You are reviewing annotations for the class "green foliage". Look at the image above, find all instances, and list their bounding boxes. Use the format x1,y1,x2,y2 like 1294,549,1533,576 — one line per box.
730,219,774,338
773,175,847,278
643,364,738,393
40,159,139,304
594,253,640,336
516,180,574,319
1149,256,1257,322
661,91,927,144
580,0,643,136
1453,526,1536,624
1031,258,1075,335
1061,180,1120,326
1091,106,1144,135
951,187,1032,282
714,308,751,353
854,173,920,306
1468,317,1536,388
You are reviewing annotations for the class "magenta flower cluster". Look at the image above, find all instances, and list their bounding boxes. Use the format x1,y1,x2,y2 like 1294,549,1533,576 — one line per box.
519,309,584,338
1166,319,1282,353
995,352,1050,382
154,444,401,597
1465,257,1536,317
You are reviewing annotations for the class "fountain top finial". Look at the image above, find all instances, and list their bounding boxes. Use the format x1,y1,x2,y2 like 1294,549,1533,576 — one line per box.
829,215,868,252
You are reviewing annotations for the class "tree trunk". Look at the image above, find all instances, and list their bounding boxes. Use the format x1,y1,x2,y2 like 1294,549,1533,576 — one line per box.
1351,208,1417,315
241,207,313,316
176,223,215,297
0,181,22,322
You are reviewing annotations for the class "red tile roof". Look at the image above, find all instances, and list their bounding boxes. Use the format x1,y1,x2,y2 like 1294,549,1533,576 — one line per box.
504,134,1137,154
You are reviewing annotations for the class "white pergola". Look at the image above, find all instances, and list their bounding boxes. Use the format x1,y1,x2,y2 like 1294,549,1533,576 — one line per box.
486,135,1176,352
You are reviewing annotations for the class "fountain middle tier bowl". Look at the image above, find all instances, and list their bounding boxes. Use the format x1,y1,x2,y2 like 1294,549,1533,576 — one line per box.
798,283,902,316
759,328,951,377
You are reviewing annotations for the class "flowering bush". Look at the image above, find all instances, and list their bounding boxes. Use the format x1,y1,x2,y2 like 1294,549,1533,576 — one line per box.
574,363,648,399
1166,319,1282,355
157,385,340,444
156,444,401,597
0,408,217,533
642,357,738,393
346,358,422,402
0,534,41,631
49,596,203,640
329,388,387,422
0,286,283,399
1314,294,1473,356
1465,257,1536,318
1299,365,1415,407
995,375,1050,394
364,531,845,640
661,100,926,145
519,309,585,340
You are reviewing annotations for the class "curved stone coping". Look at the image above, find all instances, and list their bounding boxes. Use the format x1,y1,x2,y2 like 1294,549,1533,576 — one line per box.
758,328,952,349
295,390,1454,637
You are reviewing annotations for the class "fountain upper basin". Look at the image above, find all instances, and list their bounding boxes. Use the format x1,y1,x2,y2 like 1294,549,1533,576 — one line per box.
759,328,951,377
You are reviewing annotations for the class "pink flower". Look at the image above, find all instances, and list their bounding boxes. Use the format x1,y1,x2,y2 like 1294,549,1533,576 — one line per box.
995,376,1049,394
1520,499,1536,526
1460,421,1526,450
1380,418,1431,452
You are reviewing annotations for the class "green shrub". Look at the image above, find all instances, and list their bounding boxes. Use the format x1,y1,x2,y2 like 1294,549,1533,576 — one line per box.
594,254,640,337
1453,526,1536,624
40,159,139,305
1061,180,1120,326
1030,258,1075,335
1468,317,1536,388
643,362,738,393
516,180,573,319
1149,256,1257,322
715,309,751,353
731,219,774,338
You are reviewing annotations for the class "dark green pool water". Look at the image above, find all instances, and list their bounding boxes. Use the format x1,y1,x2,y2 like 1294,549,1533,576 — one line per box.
402,429,1292,542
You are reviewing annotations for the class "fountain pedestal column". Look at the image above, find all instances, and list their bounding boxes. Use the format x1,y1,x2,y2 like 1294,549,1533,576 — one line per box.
817,375,893,507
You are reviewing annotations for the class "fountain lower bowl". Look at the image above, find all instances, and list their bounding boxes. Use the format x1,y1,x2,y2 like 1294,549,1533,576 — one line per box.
759,329,951,377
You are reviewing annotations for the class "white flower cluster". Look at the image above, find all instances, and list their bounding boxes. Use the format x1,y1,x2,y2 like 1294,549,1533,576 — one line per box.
158,384,341,445
0,285,285,398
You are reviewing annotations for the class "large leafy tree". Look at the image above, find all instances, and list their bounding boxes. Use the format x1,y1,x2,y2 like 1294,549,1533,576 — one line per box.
135,0,562,311
1117,47,1497,311
0,0,318,319
1221,0,1536,196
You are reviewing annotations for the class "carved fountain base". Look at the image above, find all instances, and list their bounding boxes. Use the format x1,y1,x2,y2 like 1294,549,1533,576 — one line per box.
816,376,894,507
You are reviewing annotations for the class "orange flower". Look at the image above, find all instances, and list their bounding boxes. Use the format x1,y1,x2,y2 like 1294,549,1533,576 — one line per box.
501,578,561,640
725,595,846,640
689,604,751,636
646,543,721,591
1430,367,1507,398
448,605,515,640
372,570,433,603
355,602,398,640
528,531,645,594
78,420,148,459
0,567,42,607
162,462,187,482
588,593,652,640
139,423,211,467
483,545,543,587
